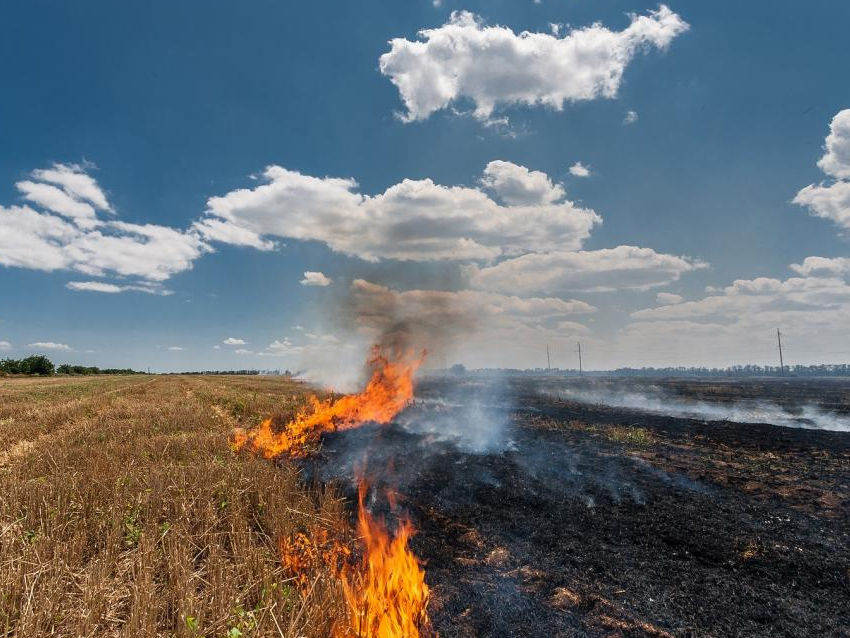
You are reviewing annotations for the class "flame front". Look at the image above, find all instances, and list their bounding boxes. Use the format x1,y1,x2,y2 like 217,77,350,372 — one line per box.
231,344,425,458
235,343,430,636
334,483,430,638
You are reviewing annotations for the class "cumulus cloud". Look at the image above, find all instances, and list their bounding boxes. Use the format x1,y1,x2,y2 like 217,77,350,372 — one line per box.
817,109,850,180
300,271,332,286
201,161,600,261
623,110,638,125
379,6,688,122
790,256,850,277
0,341,11,350
794,180,850,229
167,346,185,351
0,165,209,287
65,280,172,295
223,337,247,345
465,246,707,294
568,162,591,178
794,109,850,230
28,342,71,351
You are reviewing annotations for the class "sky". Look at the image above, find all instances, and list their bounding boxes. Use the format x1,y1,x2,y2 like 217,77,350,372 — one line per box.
1,0,849,375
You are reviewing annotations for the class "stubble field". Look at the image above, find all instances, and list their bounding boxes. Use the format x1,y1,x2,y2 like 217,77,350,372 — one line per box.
0,375,350,638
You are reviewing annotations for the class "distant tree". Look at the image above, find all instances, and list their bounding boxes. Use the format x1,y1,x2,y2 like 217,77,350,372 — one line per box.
450,363,467,376
19,355,55,376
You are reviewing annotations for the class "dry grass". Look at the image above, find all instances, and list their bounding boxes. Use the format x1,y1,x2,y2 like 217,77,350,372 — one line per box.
0,375,350,638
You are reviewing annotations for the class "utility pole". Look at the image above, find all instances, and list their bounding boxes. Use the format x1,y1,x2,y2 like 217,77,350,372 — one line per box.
777,328,785,376
577,342,582,377
546,344,551,373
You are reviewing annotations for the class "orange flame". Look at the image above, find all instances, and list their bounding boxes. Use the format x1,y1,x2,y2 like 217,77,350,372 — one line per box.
334,483,430,638
237,344,430,636
231,345,425,458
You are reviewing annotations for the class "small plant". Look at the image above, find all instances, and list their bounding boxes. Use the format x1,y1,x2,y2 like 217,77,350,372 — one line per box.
606,426,653,447
123,507,143,547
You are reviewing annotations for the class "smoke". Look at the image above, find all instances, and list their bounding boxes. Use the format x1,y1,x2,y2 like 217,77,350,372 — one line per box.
546,379,850,432
398,377,513,453
346,279,479,358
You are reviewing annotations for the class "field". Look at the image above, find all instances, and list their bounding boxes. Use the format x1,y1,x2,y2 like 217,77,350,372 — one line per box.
2,374,849,637
0,375,350,638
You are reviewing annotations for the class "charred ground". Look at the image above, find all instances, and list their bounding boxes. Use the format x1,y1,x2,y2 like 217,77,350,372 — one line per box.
306,376,850,638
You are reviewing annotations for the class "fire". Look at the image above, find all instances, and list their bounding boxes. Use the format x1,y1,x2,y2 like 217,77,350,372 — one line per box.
236,344,430,636
335,483,430,638
278,484,430,638
231,345,425,458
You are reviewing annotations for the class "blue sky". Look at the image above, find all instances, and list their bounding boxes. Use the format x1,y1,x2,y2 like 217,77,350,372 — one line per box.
1,0,849,373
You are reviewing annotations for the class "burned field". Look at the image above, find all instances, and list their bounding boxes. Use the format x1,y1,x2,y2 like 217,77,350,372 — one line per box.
3,373,848,637
304,376,850,638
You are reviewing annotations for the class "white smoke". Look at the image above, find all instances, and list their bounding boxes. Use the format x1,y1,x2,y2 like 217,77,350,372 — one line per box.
551,382,850,432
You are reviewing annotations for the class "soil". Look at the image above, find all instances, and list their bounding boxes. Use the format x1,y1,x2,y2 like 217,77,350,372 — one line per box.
306,377,850,638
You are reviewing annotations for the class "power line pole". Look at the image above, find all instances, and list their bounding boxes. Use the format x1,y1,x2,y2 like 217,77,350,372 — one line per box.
577,342,582,377
546,344,551,373
777,328,785,376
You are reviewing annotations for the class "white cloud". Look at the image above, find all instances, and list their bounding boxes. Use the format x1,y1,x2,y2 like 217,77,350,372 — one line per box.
304,332,340,343
223,337,247,345
379,6,688,122
202,161,600,261
31,163,112,212
465,246,707,294
612,273,850,367
268,338,293,351
794,109,850,231
192,218,275,251
0,205,79,271
65,222,208,282
623,110,639,125
0,341,11,350
28,342,71,351
790,256,850,277
793,180,850,229
167,346,185,351
1,165,209,286
234,348,254,355
213,345,221,350
655,292,683,305
631,276,850,322
300,271,332,286
479,160,564,205
568,162,591,178
16,181,99,228
65,280,172,295
817,109,850,180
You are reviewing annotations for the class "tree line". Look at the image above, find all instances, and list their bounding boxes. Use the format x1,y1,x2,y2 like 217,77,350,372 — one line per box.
0,356,143,376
